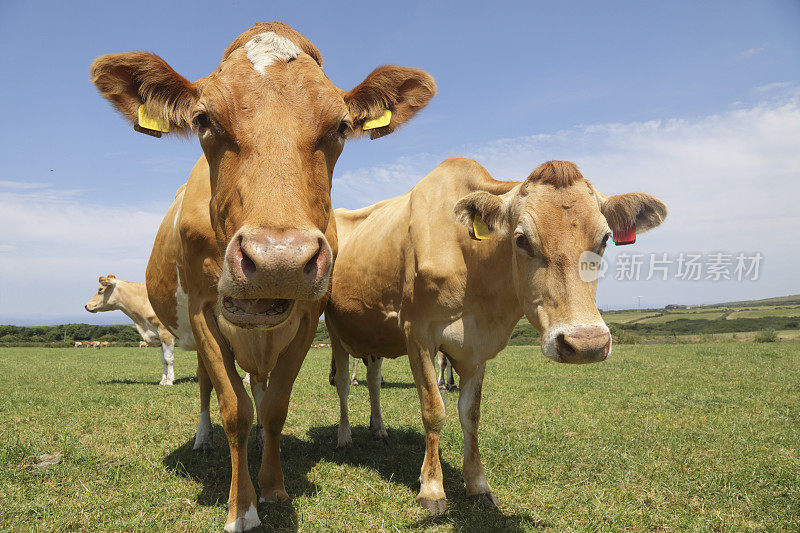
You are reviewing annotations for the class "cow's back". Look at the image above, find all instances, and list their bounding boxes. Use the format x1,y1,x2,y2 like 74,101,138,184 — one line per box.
328,158,518,357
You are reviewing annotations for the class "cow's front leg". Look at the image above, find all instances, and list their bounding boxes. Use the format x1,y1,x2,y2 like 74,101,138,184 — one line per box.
257,333,309,504
193,355,214,451
191,309,258,532
407,339,447,514
331,336,353,448
159,340,175,385
458,363,497,507
366,357,388,441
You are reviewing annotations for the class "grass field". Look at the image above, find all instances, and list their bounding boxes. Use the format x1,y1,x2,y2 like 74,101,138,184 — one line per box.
1,343,799,532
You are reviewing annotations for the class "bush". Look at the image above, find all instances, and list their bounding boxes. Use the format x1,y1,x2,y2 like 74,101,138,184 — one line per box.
608,324,640,345
754,329,778,343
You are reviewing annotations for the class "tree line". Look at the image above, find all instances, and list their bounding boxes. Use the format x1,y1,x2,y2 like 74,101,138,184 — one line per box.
0,324,141,344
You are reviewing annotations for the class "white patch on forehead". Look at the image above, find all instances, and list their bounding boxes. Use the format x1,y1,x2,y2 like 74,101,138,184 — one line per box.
245,31,302,75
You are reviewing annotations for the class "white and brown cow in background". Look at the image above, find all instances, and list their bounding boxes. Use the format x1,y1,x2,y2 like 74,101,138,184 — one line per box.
325,159,666,513
91,21,434,531
85,275,179,385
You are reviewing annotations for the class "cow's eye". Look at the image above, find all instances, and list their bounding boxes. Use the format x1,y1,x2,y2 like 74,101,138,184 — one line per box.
194,112,210,129
337,119,351,136
515,233,535,256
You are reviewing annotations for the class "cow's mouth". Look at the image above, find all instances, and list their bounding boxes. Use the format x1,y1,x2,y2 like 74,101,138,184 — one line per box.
219,296,295,328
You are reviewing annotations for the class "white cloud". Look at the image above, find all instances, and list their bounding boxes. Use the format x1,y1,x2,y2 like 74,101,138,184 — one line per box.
333,90,800,308
0,180,48,190
0,183,164,322
736,47,765,60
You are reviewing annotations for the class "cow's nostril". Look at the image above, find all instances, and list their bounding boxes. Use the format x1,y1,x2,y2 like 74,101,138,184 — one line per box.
303,239,323,277
556,334,576,358
239,240,256,278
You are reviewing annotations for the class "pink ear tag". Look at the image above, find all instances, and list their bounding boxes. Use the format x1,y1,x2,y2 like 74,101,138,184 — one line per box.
613,225,636,245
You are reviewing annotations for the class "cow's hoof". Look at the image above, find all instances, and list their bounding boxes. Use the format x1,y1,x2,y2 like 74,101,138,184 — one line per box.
469,492,499,508
438,384,446,391
337,426,352,449
259,489,290,504
350,379,359,386
159,377,173,386
224,503,260,532
418,498,447,515
447,385,459,392
372,430,389,442
192,440,214,453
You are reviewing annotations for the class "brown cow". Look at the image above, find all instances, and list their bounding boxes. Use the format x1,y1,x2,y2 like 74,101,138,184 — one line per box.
325,159,666,513
90,22,434,531
85,275,179,384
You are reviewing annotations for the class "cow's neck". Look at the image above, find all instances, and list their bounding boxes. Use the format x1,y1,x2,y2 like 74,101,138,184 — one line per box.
110,283,155,337
469,238,525,334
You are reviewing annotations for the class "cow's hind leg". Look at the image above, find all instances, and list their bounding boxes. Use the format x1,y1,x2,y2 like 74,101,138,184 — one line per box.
437,352,446,391
446,356,457,392
407,337,447,514
193,355,214,451
250,377,267,452
328,352,336,386
159,340,175,385
458,363,498,508
366,357,388,441
331,336,353,448
350,357,359,386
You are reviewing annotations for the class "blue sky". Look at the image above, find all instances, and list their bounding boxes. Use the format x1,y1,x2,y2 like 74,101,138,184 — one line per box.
1,1,799,324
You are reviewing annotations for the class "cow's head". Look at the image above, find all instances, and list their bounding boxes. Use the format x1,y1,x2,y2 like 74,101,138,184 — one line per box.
455,161,667,363
85,275,120,313
90,22,435,329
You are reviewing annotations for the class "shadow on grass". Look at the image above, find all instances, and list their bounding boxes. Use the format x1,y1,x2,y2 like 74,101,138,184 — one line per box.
163,423,545,532
97,376,198,386
352,380,416,390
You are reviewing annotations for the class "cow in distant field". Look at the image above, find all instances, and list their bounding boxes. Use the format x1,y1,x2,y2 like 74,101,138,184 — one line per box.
73,341,83,348
139,341,148,348
325,159,666,513
90,21,434,531
100,341,110,347
85,275,179,385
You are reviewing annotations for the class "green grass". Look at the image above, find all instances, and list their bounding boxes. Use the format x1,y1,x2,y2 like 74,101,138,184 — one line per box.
727,307,800,320
1,344,799,531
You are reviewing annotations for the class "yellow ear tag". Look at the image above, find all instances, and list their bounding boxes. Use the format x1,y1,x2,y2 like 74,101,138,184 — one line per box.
362,109,391,130
136,104,170,134
472,214,491,240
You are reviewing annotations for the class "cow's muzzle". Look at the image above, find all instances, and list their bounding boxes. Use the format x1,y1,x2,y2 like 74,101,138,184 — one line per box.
218,226,332,328
542,324,611,364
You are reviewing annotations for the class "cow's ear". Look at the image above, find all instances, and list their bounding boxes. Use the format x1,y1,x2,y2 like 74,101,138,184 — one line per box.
454,191,510,241
600,192,667,233
345,65,436,140
90,52,199,136
98,276,117,286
